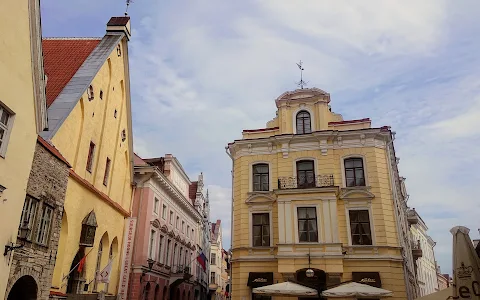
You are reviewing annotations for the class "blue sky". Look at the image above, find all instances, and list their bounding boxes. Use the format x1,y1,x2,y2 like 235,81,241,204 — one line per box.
41,0,480,274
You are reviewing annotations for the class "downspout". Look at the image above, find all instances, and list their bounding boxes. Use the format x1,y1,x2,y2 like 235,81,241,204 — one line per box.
225,146,234,300
384,131,413,300
128,168,154,300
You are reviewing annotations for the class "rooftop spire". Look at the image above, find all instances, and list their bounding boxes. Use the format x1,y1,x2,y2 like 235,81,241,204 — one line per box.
296,60,308,89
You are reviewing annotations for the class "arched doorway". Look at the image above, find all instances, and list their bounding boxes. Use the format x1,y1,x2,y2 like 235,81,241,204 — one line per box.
7,275,38,300
182,290,186,300
154,284,159,300
188,290,191,300
145,282,151,299
163,286,167,300
67,248,86,294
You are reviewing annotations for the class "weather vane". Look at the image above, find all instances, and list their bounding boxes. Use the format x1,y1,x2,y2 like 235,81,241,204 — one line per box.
296,60,308,89
125,0,133,16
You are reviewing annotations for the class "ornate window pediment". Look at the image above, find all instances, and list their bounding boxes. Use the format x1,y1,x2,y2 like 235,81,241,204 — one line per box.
245,192,276,205
151,218,161,229
340,187,375,201
161,225,169,233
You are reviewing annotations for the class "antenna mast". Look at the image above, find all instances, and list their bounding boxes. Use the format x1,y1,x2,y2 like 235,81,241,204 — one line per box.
296,60,308,89
125,0,133,15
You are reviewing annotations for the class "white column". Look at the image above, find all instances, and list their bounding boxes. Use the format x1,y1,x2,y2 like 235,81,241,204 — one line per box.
329,199,339,243
322,200,332,243
278,201,286,243
285,201,293,243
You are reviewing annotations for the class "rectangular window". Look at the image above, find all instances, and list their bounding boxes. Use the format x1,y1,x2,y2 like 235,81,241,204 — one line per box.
210,272,216,284
349,210,372,245
182,221,185,233
192,229,194,239
103,157,111,186
252,164,269,191
158,235,164,263
297,207,318,242
0,105,13,157
166,239,171,266
162,204,167,219
19,196,39,240
86,141,96,172
149,230,155,259
252,213,270,247
154,198,159,214
176,216,179,228
170,211,174,224
187,225,190,237
36,204,53,245
211,253,216,266
296,160,315,188
344,158,365,187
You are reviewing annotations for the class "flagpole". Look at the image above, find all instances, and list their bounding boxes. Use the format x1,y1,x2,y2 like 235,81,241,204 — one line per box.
61,247,95,282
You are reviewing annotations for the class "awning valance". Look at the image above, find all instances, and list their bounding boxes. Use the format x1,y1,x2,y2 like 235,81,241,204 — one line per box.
247,272,274,288
252,281,318,297
321,282,393,298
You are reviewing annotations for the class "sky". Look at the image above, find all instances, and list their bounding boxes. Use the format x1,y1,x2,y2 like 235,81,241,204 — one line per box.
41,0,480,275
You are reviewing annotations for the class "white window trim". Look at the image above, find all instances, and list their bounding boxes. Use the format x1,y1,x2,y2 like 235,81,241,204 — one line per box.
340,154,369,188
345,205,376,246
0,103,15,158
292,157,318,177
153,198,159,215
249,161,273,192
293,204,322,244
148,229,157,260
158,234,165,263
162,204,167,220
248,209,274,248
292,107,315,134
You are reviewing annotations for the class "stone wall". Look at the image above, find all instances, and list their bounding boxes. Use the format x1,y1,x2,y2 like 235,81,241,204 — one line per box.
6,141,69,300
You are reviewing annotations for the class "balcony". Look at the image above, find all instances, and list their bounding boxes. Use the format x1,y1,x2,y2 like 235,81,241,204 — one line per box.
412,240,423,260
407,209,420,225
169,265,192,284
278,174,334,190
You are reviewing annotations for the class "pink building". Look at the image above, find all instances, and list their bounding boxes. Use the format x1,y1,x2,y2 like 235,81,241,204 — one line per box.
128,154,209,300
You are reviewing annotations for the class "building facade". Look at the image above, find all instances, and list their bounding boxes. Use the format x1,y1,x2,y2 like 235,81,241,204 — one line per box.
408,208,438,297
0,0,48,297
209,220,227,300
227,88,419,300
436,265,449,291
40,17,135,298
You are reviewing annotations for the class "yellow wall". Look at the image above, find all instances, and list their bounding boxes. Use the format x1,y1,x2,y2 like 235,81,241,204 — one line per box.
0,0,41,297
229,89,406,299
50,40,133,295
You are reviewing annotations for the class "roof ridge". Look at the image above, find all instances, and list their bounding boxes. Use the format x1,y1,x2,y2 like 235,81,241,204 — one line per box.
43,37,102,40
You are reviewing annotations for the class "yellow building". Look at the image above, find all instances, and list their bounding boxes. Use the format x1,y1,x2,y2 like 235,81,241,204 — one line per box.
40,17,134,298
0,0,47,297
227,88,418,300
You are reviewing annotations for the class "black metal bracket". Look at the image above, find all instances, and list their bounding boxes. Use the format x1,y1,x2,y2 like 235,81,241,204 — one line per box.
4,242,24,256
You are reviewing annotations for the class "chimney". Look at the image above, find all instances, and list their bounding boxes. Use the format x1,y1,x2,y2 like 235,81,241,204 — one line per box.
106,17,131,40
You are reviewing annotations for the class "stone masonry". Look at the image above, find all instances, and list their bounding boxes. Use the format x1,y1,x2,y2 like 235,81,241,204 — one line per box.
6,140,70,300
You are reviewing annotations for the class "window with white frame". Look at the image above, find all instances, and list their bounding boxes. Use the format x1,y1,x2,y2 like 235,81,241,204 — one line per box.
252,164,269,191
252,213,270,246
154,198,159,214
0,105,13,157
210,272,216,284
19,196,39,240
297,207,318,242
36,204,53,245
162,204,167,219
176,216,180,228
158,235,164,263
349,210,372,245
166,239,171,266
187,225,190,237
296,110,311,134
182,221,185,233
170,211,174,224
211,253,216,265
344,158,366,187
148,230,156,259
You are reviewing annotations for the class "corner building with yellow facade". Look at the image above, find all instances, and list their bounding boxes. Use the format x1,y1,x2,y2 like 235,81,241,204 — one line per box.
227,88,418,300
39,17,135,298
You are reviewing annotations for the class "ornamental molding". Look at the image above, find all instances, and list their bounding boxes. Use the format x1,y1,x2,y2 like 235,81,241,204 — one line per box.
340,187,375,201
151,218,161,229
160,225,169,233
245,192,276,205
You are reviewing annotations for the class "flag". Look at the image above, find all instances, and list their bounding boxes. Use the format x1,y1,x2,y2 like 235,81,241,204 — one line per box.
197,252,207,271
77,256,86,273
96,260,113,283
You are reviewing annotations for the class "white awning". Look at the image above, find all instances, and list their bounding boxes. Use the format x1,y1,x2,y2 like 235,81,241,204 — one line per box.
252,281,318,297
416,287,452,300
322,282,393,298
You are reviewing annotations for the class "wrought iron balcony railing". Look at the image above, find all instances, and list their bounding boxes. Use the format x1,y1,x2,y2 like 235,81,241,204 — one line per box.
172,265,191,274
278,174,334,189
411,239,423,260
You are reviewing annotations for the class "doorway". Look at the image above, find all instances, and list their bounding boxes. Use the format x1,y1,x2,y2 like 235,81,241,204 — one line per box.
7,275,38,300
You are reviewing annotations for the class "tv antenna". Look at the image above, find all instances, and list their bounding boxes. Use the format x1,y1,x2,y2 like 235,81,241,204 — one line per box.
296,60,308,89
125,0,133,15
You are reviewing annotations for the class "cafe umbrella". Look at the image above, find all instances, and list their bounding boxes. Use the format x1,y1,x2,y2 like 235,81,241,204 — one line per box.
451,226,480,299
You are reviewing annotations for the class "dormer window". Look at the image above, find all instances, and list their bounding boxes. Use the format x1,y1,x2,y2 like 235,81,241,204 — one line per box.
87,85,94,101
296,111,311,134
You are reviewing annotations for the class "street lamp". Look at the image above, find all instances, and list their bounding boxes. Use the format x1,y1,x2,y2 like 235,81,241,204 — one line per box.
306,250,314,278
141,258,155,281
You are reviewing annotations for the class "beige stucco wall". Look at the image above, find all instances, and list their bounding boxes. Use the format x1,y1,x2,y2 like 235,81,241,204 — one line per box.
0,0,41,297
49,40,133,296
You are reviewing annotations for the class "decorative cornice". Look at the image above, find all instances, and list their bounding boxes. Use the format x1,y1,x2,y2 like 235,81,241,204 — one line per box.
245,192,276,205
69,169,129,217
339,187,375,200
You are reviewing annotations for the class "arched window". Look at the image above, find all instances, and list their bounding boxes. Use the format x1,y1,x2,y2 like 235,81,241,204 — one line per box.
145,283,151,299
93,240,103,291
296,111,311,134
344,158,365,187
252,163,269,191
87,85,94,101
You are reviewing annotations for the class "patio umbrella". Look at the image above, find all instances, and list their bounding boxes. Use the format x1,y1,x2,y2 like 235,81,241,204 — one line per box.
252,281,318,297
321,282,393,298
451,226,480,299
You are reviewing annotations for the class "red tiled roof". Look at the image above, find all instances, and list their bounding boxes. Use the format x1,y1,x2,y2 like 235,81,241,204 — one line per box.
107,16,130,26
328,118,370,125
37,136,71,167
243,127,279,133
189,181,198,203
42,38,101,107
133,153,148,166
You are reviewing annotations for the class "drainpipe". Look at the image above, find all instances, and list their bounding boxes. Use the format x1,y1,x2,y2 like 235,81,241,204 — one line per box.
225,146,234,300
384,132,413,300
128,168,154,300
